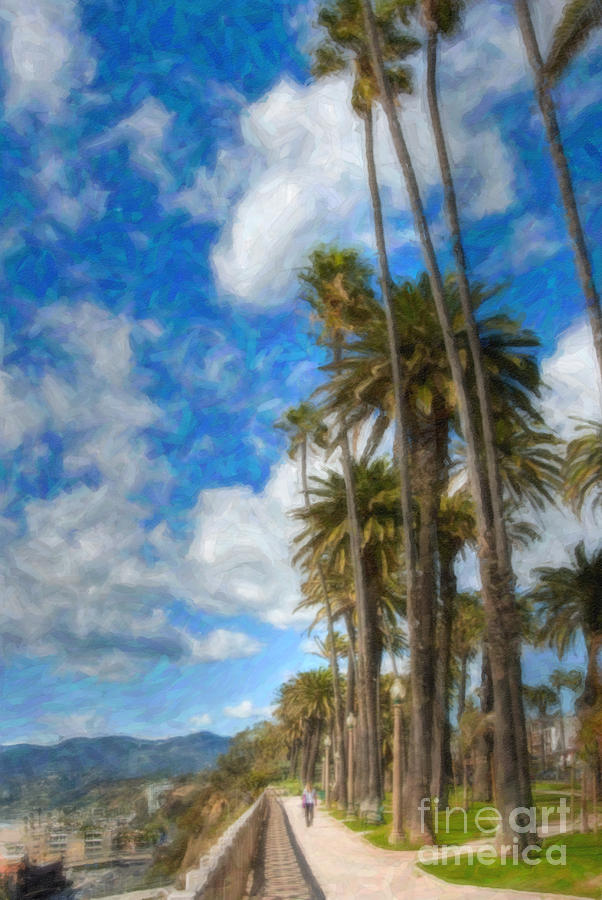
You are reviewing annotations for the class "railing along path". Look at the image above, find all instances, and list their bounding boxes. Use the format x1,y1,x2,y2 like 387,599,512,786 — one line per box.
168,789,321,900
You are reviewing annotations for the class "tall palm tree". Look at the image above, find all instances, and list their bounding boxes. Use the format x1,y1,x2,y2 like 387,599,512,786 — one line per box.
514,0,602,389
299,247,384,819
276,403,348,805
407,0,523,719
313,2,432,836
323,267,557,829
357,0,533,837
294,456,404,810
530,542,602,715
320,269,459,838
433,490,475,804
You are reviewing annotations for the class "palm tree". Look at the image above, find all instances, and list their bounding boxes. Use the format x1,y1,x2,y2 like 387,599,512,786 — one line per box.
299,247,384,820
293,456,404,812
434,490,476,804
531,545,601,800
550,668,584,759
357,0,533,838
451,592,484,726
313,2,431,836
514,0,602,389
530,542,602,715
407,0,525,733
524,684,558,772
276,403,348,805
310,631,349,664
322,267,557,828
319,269,460,839
564,420,602,516
276,669,335,784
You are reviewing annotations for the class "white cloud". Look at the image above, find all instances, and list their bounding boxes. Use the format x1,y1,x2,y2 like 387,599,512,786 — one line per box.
206,0,602,308
510,322,600,579
189,713,212,729
0,301,262,680
33,154,108,230
170,148,251,222
185,456,306,627
223,700,274,720
509,214,563,273
457,320,601,593
0,0,95,120
91,98,174,190
540,319,602,438
191,629,262,662
41,710,108,741
210,53,516,306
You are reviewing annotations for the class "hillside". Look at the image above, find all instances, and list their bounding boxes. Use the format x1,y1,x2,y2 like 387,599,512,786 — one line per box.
0,731,230,807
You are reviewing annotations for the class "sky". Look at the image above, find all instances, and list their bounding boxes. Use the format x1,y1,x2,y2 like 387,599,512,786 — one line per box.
0,0,600,744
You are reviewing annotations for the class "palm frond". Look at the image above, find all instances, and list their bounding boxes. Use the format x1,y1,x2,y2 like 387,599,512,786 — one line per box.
545,0,602,82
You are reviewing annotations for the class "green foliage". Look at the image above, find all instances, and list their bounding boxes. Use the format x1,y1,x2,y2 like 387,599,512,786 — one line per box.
529,541,602,656
564,419,602,516
313,0,418,116
545,0,602,82
523,683,558,719
148,721,289,882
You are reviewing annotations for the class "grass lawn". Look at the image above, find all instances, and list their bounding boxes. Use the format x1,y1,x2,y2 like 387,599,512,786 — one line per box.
327,783,600,851
417,833,602,899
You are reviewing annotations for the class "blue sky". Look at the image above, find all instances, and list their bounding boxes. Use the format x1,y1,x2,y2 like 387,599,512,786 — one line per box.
0,0,600,744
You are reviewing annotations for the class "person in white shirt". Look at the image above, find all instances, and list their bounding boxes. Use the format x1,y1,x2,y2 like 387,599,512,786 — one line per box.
302,782,317,826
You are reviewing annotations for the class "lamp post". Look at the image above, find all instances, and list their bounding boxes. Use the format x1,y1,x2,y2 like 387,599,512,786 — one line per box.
324,735,332,807
346,712,356,814
389,677,406,844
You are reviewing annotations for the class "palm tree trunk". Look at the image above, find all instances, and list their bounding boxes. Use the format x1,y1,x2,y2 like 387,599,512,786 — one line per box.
409,419,441,833
431,527,455,807
473,645,494,802
290,739,300,779
458,654,468,725
306,719,323,785
336,396,383,820
515,0,602,392
344,610,357,724
358,0,531,842
570,756,576,829
579,632,601,712
300,438,347,806
581,768,589,833
363,104,432,841
425,24,533,814
301,721,312,784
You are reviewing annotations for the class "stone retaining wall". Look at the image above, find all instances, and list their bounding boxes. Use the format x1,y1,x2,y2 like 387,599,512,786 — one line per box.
166,790,269,900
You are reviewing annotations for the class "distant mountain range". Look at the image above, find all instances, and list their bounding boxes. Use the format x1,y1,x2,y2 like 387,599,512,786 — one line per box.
0,731,230,804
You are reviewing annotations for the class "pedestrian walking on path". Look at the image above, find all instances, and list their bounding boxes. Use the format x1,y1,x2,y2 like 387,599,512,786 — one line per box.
302,783,317,827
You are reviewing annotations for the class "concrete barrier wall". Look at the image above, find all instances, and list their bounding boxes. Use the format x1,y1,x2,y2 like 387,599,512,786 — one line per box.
166,790,269,900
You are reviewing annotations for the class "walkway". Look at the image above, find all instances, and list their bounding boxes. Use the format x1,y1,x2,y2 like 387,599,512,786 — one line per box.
246,794,323,899
281,796,586,900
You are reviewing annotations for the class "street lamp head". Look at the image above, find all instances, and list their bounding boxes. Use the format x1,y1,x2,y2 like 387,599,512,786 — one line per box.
346,711,356,729
390,677,406,704
324,735,332,748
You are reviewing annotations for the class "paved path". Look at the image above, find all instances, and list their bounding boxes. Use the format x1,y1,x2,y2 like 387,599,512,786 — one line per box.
282,797,585,900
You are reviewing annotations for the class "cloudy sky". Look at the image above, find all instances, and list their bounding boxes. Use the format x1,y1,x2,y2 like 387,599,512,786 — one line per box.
0,0,600,744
